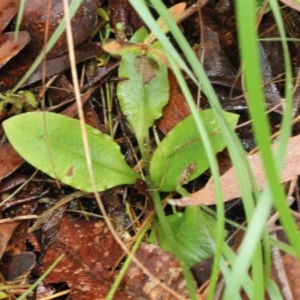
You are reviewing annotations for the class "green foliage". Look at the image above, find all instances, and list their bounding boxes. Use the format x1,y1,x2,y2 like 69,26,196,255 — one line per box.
150,110,239,191
3,5,242,299
117,27,169,157
3,112,140,192
0,91,37,114
155,206,227,267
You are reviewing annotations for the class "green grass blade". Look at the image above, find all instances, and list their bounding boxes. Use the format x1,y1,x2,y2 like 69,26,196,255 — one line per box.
135,1,259,297
223,0,300,297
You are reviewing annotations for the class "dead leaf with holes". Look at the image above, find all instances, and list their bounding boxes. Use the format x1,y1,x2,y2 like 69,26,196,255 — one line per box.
169,134,300,206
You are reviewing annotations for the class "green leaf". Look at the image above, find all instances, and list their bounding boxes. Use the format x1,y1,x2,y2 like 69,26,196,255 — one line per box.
149,110,239,191
117,27,169,151
3,112,140,192
155,206,225,267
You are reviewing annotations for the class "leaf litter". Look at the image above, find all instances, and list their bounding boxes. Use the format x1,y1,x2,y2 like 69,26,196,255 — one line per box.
169,134,300,206
1,0,300,299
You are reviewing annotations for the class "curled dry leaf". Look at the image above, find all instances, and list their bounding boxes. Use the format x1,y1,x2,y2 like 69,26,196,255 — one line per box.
169,134,300,206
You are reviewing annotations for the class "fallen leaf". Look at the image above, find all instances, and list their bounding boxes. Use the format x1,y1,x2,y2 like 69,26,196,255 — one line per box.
270,250,300,298
37,214,131,299
143,3,187,45
168,135,300,206
124,243,192,300
0,0,20,33
157,70,191,134
0,222,20,259
0,1,31,69
108,0,144,38
280,0,300,12
0,174,29,193
20,0,98,58
0,42,104,92
0,31,30,68
0,252,36,280
0,142,24,182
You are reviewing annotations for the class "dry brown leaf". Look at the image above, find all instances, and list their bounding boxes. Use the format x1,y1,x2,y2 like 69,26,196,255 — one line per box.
37,214,131,299
157,70,191,134
0,252,36,280
20,0,98,58
0,142,24,181
0,1,30,69
0,221,20,259
0,31,30,68
124,243,192,300
271,252,300,298
280,0,300,12
0,0,20,33
169,135,300,206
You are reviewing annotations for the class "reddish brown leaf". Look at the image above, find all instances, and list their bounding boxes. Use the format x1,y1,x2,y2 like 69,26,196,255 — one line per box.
83,103,107,133
0,31,30,68
169,135,300,206
0,174,29,193
0,221,20,259
20,0,98,58
0,0,20,33
0,142,24,181
109,0,144,38
61,87,96,118
270,222,300,298
37,214,131,299
270,251,300,298
0,42,104,92
157,71,191,135
124,243,192,299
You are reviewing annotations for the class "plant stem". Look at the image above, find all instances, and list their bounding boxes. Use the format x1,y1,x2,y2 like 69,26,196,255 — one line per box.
149,186,197,300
